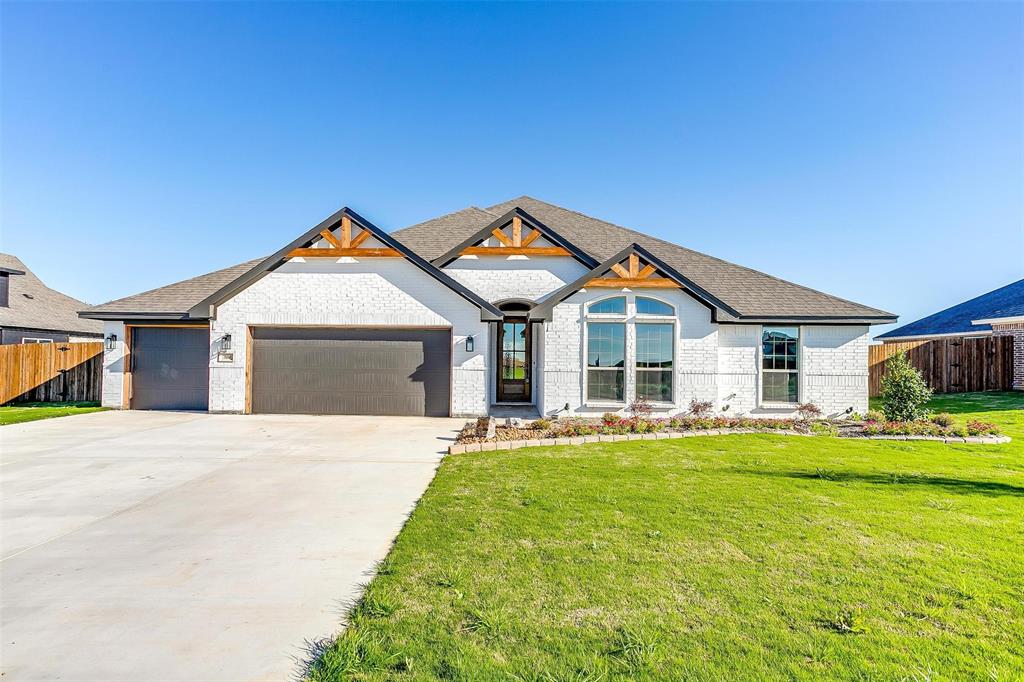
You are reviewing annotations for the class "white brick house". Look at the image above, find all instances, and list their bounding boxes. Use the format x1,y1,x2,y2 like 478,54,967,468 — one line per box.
81,197,895,418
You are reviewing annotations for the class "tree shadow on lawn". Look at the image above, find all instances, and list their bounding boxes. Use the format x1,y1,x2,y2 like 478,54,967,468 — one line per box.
748,469,1024,497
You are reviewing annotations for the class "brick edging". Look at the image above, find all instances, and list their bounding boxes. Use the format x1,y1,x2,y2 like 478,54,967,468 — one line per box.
448,431,1010,454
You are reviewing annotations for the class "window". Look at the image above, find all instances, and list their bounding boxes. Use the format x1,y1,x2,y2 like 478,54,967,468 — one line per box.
636,323,673,402
762,327,799,403
501,320,528,380
636,297,673,316
0,273,8,308
588,296,626,315
22,338,54,344
587,322,625,401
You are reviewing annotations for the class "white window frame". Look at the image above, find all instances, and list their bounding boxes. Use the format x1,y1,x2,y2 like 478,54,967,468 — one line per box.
22,337,54,344
758,325,802,407
582,293,679,408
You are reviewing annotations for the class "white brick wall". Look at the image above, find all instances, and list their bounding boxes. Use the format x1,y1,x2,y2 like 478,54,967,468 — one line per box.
802,325,869,415
210,259,490,416
100,321,126,408
444,256,587,303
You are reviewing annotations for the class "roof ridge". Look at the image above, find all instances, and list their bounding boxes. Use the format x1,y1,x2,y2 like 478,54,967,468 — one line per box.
494,195,894,317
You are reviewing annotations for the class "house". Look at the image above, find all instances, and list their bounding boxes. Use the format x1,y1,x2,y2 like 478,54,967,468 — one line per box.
0,253,103,344
80,197,895,417
876,278,1024,390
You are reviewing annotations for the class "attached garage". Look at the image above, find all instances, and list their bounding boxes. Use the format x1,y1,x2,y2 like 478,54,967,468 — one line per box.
249,327,452,417
129,326,210,411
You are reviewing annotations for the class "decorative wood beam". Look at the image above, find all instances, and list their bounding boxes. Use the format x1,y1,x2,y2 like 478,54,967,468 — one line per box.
320,229,343,248
460,246,571,257
340,215,352,248
287,247,401,258
520,229,541,247
512,216,523,246
636,264,657,280
610,263,630,278
349,229,372,248
585,277,681,288
491,228,513,246
628,254,640,278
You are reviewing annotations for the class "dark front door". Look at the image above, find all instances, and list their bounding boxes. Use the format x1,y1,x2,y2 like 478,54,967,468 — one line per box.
497,318,531,403
250,327,451,416
130,327,210,411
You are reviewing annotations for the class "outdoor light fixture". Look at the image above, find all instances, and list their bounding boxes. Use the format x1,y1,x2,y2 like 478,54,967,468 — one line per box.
105,334,117,351
220,333,232,351
465,335,474,352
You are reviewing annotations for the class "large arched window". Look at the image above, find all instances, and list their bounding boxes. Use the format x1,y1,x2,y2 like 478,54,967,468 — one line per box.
585,297,626,402
587,296,626,315
636,297,674,316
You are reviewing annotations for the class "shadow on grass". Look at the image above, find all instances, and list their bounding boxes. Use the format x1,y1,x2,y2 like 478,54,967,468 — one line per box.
749,469,1024,497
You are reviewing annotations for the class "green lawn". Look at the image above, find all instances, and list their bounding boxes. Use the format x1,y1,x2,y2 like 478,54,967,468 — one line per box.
311,392,1024,680
0,401,106,426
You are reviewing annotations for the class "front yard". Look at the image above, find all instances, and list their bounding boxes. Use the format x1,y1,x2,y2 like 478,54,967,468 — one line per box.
311,392,1024,680
0,401,105,426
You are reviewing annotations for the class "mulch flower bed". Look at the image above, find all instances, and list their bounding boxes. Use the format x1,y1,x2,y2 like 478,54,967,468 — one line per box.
451,413,1008,454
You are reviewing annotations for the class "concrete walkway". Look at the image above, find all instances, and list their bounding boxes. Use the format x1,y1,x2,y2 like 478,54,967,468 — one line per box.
0,410,463,681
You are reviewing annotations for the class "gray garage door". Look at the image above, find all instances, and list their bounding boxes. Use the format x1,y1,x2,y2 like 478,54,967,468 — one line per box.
251,327,451,416
131,327,210,411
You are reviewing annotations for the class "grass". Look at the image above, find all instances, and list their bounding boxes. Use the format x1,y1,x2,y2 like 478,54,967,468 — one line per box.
310,392,1024,680
0,401,106,425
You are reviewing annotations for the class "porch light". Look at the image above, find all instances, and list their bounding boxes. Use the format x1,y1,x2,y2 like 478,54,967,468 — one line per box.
465,335,474,353
105,334,117,351
220,333,232,351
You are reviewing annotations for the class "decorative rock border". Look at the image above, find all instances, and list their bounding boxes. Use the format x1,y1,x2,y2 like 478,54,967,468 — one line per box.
448,430,1010,454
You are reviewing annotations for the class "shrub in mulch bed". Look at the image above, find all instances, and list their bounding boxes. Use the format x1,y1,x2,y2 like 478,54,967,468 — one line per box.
455,414,1003,445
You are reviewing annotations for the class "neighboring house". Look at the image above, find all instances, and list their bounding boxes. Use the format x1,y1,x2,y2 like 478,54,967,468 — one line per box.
0,253,103,344
876,279,1024,390
80,197,895,417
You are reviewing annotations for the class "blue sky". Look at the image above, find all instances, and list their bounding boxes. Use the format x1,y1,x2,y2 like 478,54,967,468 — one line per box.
2,2,1021,337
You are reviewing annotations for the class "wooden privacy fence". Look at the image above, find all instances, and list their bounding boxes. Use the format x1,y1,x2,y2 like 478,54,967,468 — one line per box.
0,342,103,405
869,336,1014,397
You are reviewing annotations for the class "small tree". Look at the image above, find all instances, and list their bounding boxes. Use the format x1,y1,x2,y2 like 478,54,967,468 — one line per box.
880,352,932,421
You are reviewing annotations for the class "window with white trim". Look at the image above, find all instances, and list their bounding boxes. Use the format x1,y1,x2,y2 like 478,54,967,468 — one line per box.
636,297,674,316
587,322,625,401
636,323,673,402
22,338,54,344
761,326,799,403
587,296,626,315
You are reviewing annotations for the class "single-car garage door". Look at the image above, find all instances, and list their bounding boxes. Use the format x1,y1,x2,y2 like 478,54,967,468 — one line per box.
130,326,210,411
250,327,451,416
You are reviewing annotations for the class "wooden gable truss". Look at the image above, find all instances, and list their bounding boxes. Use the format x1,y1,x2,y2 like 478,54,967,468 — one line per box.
286,214,401,258
585,252,680,289
458,214,571,258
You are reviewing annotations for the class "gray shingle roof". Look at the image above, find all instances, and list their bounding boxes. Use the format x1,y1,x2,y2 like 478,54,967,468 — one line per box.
876,279,1024,339
82,196,896,322
0,253,103,335
82,259,263,317
395,196,894,321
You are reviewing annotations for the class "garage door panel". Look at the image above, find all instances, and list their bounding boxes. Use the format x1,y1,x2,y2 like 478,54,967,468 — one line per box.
131,327,210,411
251,328,451,416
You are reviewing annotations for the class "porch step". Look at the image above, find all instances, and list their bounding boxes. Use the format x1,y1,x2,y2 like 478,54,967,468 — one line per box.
489,404,540,420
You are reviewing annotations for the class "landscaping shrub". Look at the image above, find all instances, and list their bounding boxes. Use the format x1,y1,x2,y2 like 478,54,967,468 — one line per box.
865,410,884,423
628,399,653,419
880,352,933,421
532,418,552,431
796,402,823,422
931,412,955,428
687,398,713,418
965,420,998,436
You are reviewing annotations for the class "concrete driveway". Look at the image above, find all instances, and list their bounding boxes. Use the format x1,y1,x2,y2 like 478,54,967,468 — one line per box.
0,410,463,681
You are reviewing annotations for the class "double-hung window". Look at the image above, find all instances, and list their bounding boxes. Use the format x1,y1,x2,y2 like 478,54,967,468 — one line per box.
586,322,625,401
761,326,799,403
636,324,673,402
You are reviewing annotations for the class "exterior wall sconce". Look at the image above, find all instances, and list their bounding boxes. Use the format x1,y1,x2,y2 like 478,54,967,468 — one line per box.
465,335,474,353
105,334,117,351
216,333,234,363
220,333,232,351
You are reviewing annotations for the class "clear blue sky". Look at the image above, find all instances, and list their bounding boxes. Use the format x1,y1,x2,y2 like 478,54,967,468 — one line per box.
2,2,1021,337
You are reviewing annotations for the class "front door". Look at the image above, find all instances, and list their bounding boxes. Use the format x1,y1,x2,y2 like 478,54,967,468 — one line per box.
497,318,531,402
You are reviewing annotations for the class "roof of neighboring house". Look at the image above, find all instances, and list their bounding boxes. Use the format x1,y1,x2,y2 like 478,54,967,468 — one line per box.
0,253,103,336
81,196,896,323
877,278,1024,339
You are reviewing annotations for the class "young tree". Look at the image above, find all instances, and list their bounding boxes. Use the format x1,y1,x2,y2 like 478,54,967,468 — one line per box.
880,351,933,421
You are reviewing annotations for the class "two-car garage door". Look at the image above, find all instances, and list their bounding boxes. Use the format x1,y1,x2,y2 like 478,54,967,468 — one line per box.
250,327,452,417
